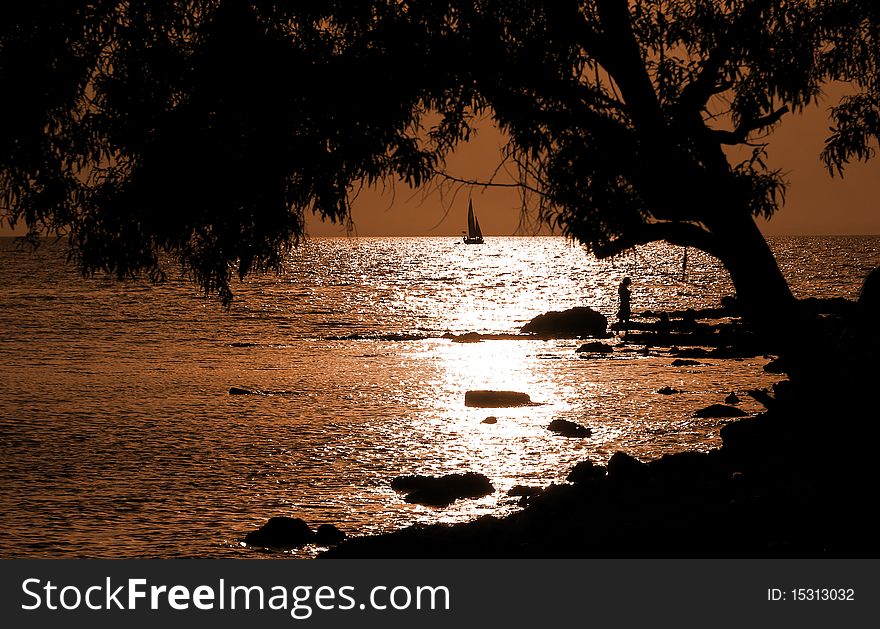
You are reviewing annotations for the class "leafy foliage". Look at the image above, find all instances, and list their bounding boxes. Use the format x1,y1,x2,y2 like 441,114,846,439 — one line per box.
464,1,877,257
1,1,476,302
1,1,878,302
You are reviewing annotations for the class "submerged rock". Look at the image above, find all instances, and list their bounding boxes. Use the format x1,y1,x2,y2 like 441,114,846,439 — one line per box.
449,332,537,342
577,353,609,360
763,357,788,374
671,359,702,367
520,307,608,338
575,341,614,354
244,517,315,548
507,485,544,497
693,404,748,418
391,472,495,507
229,386,296,397
465,390,534,407
329,332,427,342
481,416,498,424
547,419,592,438
451,332,483,343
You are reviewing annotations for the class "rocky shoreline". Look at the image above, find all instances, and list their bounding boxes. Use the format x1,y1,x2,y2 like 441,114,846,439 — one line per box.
321,293,878,558
241,292,879,558
320,399,873,557
319,383,877,558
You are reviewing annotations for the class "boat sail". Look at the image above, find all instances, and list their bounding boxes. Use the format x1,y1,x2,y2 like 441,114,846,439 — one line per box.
462,199,484,244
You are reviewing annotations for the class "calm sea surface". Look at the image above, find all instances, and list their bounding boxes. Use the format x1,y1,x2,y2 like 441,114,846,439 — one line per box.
1,235,877,557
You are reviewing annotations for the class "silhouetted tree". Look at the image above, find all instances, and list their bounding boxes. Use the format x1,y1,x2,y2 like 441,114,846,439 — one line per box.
2,1,878,322
465,0,879,330
1,1,475,302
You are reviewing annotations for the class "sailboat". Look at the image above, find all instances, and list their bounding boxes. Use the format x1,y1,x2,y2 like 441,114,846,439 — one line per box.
462,199,485,244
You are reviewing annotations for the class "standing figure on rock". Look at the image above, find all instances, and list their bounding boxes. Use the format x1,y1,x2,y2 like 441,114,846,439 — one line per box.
617,277,632,339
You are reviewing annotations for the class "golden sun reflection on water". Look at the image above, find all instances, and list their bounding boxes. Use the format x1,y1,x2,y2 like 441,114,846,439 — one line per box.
370,333,781,538
384,339,595,530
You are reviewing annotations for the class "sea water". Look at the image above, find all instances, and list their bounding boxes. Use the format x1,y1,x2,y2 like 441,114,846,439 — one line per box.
0,236,877,557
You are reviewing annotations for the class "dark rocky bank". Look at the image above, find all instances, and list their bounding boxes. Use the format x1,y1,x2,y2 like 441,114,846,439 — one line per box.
319,290,880,558
321,386,878,557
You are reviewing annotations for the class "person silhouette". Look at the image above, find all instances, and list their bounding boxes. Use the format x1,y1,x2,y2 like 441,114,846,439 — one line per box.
617,277,632,338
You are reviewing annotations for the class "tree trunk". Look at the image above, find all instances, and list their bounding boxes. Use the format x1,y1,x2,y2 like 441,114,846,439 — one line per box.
703,209,798,345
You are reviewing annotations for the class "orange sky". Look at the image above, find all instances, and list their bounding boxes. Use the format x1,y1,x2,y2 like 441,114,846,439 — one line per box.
308,99,879,238
2,95,877,239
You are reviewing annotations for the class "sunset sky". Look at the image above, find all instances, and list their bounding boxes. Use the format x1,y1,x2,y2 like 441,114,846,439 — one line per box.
2,95,877,239
308,97,879,238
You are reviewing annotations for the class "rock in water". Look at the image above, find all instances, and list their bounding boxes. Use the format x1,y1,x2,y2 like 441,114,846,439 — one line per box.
657,386,682,395
547,419,592,438
481,416,498,424
507,485,544,497
763,357,788,374
575,341,614,353
693,404,748,418
391,472,495,506
724,392,741,405
451,332,483,343
520,307,608,338
244,517,316,548
314,524,347,546
465,390,533,407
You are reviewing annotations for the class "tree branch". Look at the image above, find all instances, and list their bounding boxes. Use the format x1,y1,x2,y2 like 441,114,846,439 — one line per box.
429,168,546,197
678,46,730,115
709,106,790,145
592,221,719,259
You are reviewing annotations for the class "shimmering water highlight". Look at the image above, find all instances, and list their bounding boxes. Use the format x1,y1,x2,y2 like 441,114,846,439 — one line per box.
0,236,876,557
